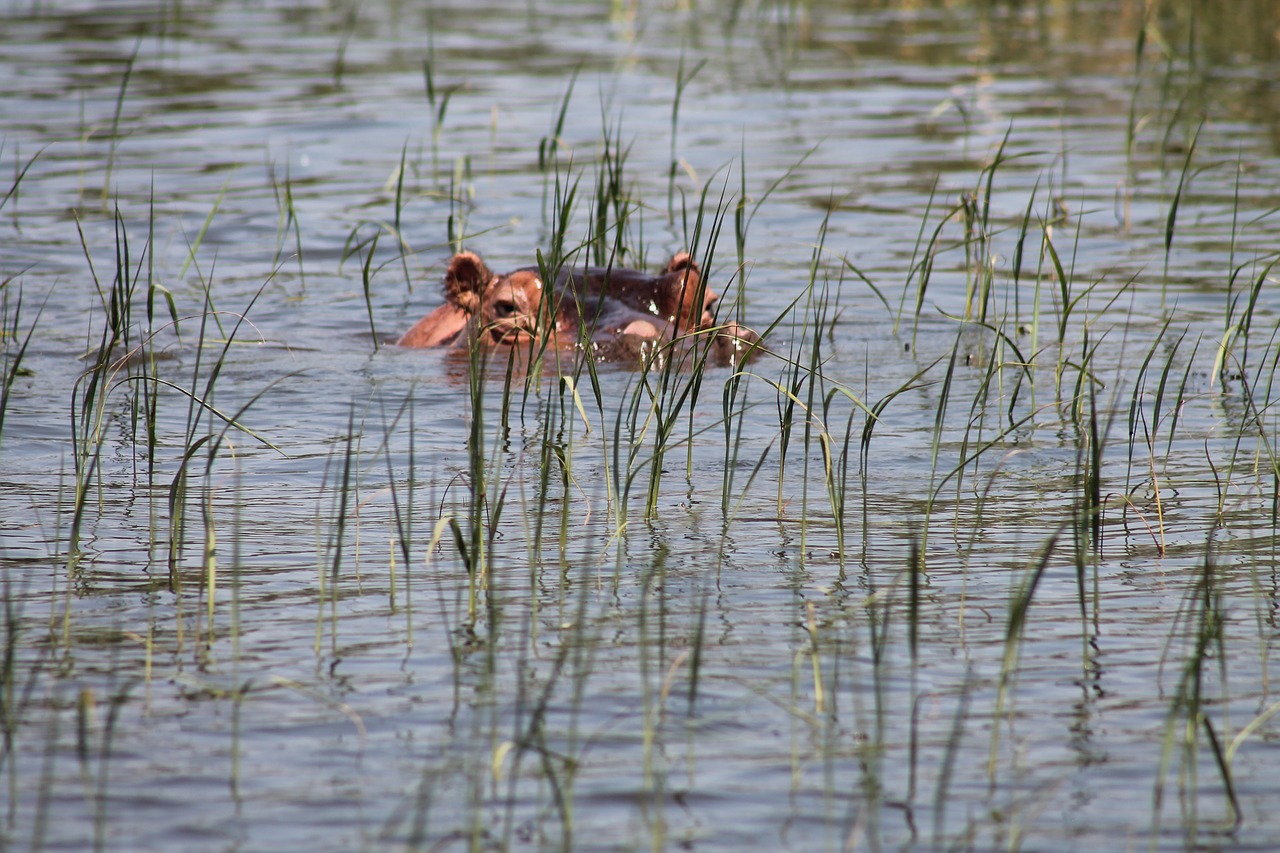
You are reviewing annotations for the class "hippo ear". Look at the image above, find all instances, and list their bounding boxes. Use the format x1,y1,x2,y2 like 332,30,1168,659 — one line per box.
443,252,491,314
664,252,700,276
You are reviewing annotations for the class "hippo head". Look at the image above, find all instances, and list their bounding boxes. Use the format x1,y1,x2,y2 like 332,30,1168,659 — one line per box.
444,252,551,345
397,251,760,362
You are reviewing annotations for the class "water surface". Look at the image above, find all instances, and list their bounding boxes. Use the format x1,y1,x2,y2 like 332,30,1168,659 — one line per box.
4,1,1280,850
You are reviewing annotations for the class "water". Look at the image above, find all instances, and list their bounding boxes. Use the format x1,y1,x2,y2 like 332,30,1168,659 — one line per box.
4,0,1280,850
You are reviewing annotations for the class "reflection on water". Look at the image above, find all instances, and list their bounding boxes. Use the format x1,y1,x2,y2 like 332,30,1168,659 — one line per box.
4,1,1280,850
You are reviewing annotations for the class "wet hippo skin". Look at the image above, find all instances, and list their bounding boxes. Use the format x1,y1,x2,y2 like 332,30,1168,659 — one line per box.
398,251,760,363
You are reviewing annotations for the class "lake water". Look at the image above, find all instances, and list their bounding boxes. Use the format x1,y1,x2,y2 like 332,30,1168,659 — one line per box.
4,0,1280,850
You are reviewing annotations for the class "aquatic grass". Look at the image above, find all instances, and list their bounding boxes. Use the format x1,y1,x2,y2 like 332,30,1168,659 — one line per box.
944,311,1035,487
781,295,828,547
268,162,306,293
457,337,492,629
59,187,285,657
589,115,636,269
331,1,357,88
895,179,967,347
916,326,961,563
722,135,818,491
162,266,281,603
390,143,414,290
666,50,706,222
399,129,793,835
816,369,862,576
719,353,759,520
1010,174,1042,334
1152,537,1236,847
68,206,147,562
538,72,579,233
12,29,1280,848
961,127,1030,326
375,390,424,628
315,405,361,655
422,40,455,188
1160,333,1201,461
1039,207,1082,353
443,338,540,641
100,43,138,208
640,183,733,520
177,180,228,282
1,143,44,221
1122,321,1203,556
118,160,1251,844
771,217,829,523
521,144,746,531
444,156,474,258
751,350,876,583
165,363,287,657
0,285,44,449
948,420,1049,542
894,176,940,335
1161,120,1202,308
528,376,574,608
1071,372,1107,651
1215,255,1278,388
986,528,1059,786
358,229,381,348
715,254,788,521
342,152,462,334
718,319,785,522
1215,328,1280,531
1123,0,1158,223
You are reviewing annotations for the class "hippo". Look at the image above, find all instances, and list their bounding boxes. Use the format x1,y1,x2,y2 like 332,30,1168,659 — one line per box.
397,251,759,364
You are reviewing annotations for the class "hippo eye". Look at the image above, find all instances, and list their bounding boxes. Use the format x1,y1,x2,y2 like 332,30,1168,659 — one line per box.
493,300,517,319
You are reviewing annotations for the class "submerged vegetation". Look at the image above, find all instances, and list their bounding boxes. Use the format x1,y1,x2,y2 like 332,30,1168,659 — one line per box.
3,0,1280,850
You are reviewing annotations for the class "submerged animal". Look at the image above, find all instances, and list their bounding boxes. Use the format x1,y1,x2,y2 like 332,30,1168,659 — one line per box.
397,251,759,363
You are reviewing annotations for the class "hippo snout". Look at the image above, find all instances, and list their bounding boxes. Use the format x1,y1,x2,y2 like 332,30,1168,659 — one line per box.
712,322,762,364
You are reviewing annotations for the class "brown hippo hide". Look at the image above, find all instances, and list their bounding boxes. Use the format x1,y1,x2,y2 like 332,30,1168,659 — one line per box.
397,251,759,363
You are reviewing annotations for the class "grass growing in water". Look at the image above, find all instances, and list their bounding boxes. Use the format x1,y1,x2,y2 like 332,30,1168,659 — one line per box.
7,72,1280,851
